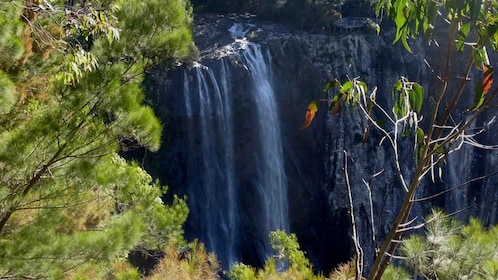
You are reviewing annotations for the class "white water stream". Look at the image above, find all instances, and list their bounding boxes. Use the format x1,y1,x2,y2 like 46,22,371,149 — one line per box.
181,23,289,268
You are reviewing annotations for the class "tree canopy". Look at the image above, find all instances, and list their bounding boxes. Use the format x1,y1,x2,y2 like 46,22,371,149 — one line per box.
386,210,498,279
0,0,195,278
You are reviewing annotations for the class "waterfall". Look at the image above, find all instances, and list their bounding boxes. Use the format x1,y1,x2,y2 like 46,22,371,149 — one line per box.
243,43,289,238
182,61,240,267
180,23,289,269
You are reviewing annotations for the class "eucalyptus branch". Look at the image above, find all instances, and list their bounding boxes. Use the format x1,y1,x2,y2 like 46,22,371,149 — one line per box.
0,275,38,280
446,198,498,218
343,150,363,280
356,89,410,193
433,50,474,140
424,22,461,156
383,252,409,260
411,171,498,203
361,178,377,247
367,135,433,280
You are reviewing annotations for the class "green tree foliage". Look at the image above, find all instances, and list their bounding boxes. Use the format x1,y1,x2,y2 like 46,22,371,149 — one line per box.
0,0,195,278
229,230,356,280
385,210,498,280
96,0,194,65
146,240,221,280
0,2,23,114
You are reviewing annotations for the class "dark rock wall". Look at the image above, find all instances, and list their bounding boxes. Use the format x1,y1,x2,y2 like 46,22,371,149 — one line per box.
190,0,376,32
141,14,498,274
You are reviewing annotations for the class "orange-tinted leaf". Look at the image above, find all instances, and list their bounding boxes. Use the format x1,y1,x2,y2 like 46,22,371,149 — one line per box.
332,101,341,116
300,100,319,130
483,64,494,94
469,65,494,112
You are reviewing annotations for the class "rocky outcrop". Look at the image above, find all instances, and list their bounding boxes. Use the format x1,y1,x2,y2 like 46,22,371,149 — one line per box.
142,14,498,274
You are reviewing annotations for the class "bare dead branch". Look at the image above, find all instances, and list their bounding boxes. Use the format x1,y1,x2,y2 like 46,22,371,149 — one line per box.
344,150,363,279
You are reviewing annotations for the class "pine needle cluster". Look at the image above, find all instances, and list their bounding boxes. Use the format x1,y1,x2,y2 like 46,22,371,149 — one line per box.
386,210,498,279
0,0,199,278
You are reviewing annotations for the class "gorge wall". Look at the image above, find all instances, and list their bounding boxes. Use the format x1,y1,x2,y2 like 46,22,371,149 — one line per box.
140,14,498,274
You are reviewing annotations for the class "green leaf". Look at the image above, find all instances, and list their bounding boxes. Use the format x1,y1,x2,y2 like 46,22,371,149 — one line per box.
331,93,341,103
425,0,437,17
392,79,402,100
473,46,489,70
0,70,16,114
340,80,353,94
375,0,386,16
401,35,412,53
323,79,341,92
471,80,486,111
402,127,411,137
435,144,444,154
416,127,424,144
456,21,471,52
414,127,425,164
412,83,424,113
356,81,368,94
375,120,386,129
394,93,407,118
392,0,415,52
487,24,498,49
394,0,409,43
408,90,416,113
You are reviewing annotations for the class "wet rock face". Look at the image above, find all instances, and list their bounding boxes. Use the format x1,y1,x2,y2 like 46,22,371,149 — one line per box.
227,16,428,270
143,14,498,274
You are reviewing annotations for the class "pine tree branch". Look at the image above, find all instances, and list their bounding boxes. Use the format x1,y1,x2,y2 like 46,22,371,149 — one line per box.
0,275,38,279
0,115,89,233
0,144,66,233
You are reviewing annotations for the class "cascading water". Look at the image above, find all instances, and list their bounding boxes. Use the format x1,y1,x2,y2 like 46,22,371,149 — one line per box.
180,23,289,269
146,14,498,274
242,44,289,238
182,61,240,267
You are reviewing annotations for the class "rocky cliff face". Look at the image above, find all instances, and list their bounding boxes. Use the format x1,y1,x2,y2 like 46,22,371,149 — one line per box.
142,14,498,274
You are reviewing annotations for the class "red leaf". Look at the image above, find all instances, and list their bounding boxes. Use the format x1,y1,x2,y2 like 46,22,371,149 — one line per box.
483,64,494,95
467,65,494,112
300,100,319,130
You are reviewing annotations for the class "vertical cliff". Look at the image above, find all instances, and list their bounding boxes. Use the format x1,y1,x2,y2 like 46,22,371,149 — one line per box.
141,14,498,274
